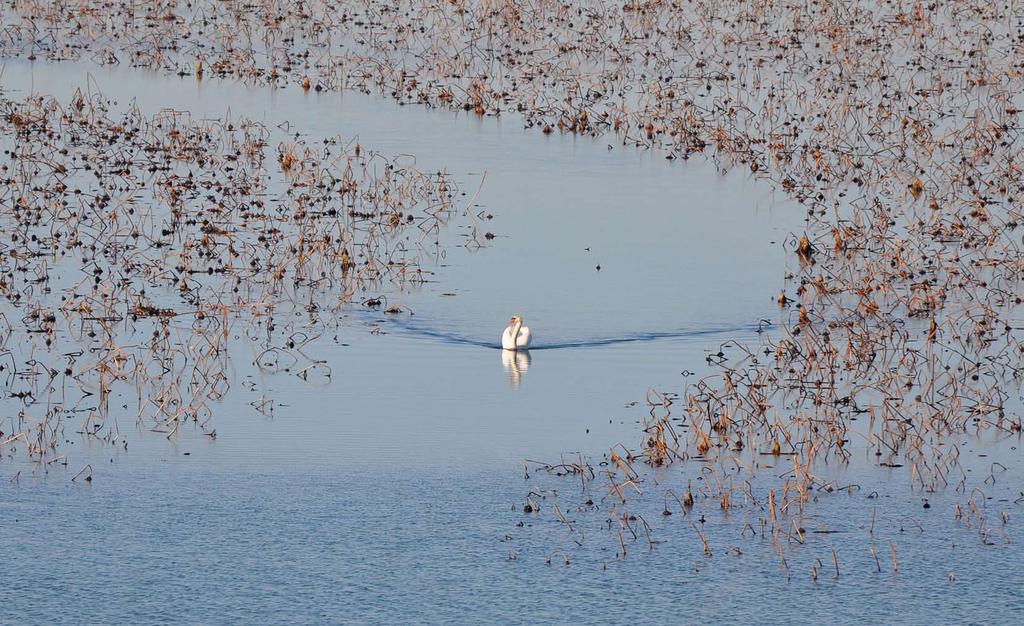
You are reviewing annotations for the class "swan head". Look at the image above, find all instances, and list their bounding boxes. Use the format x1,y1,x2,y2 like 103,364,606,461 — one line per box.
508,314,524,327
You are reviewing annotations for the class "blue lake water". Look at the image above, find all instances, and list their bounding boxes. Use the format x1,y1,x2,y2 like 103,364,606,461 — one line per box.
3,462,1022,624
0,59,1021,624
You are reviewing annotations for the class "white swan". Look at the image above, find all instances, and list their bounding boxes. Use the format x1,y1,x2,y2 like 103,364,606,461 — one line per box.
501,314,532,350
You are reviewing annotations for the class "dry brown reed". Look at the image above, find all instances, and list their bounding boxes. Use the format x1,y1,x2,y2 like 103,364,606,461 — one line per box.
0,86,473,465
1,0,1021,573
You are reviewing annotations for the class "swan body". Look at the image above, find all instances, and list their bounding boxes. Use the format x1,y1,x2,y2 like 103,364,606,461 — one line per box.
502,314,532,350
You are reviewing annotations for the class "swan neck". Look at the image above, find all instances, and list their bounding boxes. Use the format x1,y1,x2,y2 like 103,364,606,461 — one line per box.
512,320,522,340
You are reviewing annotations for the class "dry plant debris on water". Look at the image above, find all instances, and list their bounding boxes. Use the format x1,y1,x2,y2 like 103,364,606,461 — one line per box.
1,0,1023,572
0,87,477,466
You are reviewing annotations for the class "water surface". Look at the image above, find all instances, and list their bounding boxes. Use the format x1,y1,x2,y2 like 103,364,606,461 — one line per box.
2,60,1019,625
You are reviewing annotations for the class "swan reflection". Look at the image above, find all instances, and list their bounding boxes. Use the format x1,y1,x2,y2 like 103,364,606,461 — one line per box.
501,348,531,387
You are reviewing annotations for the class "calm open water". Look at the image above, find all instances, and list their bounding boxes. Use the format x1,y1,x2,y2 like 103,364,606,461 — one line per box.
0,60,1021,624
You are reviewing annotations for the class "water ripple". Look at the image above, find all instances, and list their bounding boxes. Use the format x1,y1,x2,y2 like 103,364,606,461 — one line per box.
366,314,772,350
